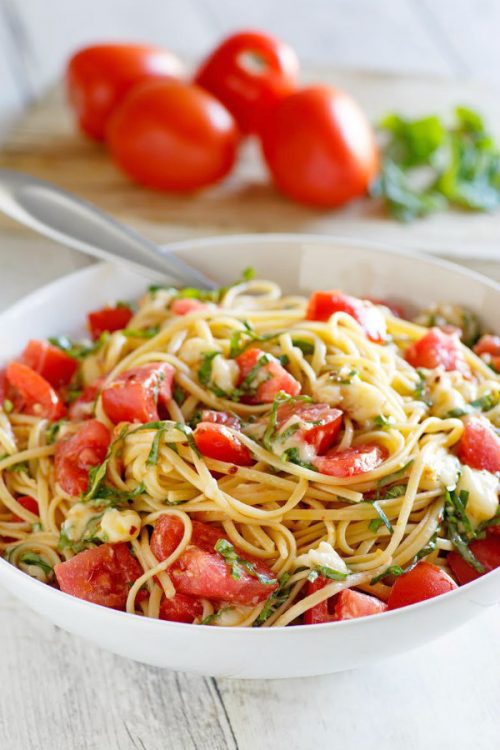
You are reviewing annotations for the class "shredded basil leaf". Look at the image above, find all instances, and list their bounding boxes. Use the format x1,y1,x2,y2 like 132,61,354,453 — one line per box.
214,538,277,585
122,326,160,339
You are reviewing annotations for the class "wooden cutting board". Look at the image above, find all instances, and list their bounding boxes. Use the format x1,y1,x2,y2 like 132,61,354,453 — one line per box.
1,67,500,262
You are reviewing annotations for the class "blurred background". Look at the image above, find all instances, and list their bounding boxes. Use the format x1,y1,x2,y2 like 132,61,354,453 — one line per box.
2,0,500,133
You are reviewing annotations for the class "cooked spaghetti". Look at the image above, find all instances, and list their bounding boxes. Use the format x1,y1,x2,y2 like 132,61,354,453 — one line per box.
1,273,499,627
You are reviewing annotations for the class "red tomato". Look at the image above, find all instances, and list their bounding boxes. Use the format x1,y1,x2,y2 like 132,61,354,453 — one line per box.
303,575,331,624
448,536,500,585
170,298,210,315
101,363,174,424
313,444,387,477
171,545,276,606
195,30,299,134
6,362,65,420
159,593,203,623
405,327,469,375
260,85,379,207
387,561,457,610
20,340,77,388
335,588,388,619
235,347,301,404
304,577,386,623
87,306,133,340
473,334,500,372
66,44,184,140
305,291,386,343
200,409,241,430
194,422,253,466
107,80,239,191
54,419,111,496
151,515,223,561
457,418,500,473
12,495,39,522
68,378,105,421
54,542,143,609
275,402,342,454
151,515,277,606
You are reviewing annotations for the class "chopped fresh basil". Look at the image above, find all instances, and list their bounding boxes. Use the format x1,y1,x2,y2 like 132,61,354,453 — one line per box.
308,565,348,582
370,500,394,533
443,487,485,573
198,351,220,386
370,564,406,585
371,106,500,222
281,447,316,471
254,573,292,625
291,339,315,356
374,414,396,430
49,333,108,360
9,461,29,474
2,399,13,414
46,419,66,445
19,553,53,576
122,326,160,339
214,538,277,585
201,606,233,625
173,384,186,406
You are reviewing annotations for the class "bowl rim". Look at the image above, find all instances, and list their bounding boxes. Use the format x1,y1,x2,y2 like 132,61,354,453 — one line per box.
1,231,499,634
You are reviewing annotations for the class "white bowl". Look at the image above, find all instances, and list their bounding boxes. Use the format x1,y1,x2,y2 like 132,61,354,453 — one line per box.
0,234,499,679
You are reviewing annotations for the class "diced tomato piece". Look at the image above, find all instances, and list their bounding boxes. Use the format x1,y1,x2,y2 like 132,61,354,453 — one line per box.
334,588,388,619
473,334,500,357
101,362,174,424
235,347,301,404
0,369,6,403
200,409,241,430
54,419,111,496
194,422,253,465
306,291,387,343
304,576,332,624
276,402,343,455
6,362,66,420
68,378,105,421
304,577,387,623
473,335,500,373
170,298,209,315
171,546,275,606
405,327,469,375
313,443,387,477
387,561,457,610
457,418,500,473
87,305,133,340
151,514,185,560
448,536,500,585
159,592,203,623
54,542,143,609
151,516,227,561
151,516,277,606
20,340,77,388
365,297,406,319
12,495,39,522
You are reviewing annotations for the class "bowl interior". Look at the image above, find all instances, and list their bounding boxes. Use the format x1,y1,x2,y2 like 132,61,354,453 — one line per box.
0,234,499,677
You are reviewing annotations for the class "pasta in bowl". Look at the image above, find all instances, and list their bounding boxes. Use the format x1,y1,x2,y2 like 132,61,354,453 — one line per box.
0,235,498,677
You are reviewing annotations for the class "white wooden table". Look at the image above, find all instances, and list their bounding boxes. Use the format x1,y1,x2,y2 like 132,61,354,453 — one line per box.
0,2,499,748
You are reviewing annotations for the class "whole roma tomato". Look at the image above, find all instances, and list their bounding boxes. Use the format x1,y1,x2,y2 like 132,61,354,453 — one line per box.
195,30,299,134
106,80,239,191
66,44,185,140
260,85,379,208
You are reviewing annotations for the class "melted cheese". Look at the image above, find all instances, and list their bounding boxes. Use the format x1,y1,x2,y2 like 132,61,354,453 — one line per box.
420,448,460,490
211,355,239,394
457,466,499,525
100,508,141,543
295,541,349,573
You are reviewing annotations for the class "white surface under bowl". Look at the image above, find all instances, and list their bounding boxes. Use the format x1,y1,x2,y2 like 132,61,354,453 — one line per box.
0,234,498,679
